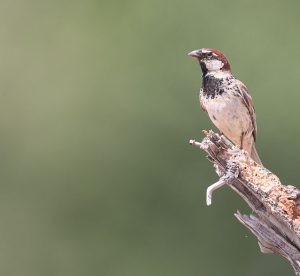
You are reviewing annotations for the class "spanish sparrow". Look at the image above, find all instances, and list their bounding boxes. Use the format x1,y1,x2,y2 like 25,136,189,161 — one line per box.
188,48,262,165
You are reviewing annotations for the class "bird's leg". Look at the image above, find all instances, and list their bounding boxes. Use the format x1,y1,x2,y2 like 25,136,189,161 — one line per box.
206,161,239,206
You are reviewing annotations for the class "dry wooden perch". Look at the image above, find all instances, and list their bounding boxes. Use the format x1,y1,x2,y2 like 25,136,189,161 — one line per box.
190,130,300,275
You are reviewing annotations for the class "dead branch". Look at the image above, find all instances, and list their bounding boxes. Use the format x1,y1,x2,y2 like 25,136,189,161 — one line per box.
190,130,300,275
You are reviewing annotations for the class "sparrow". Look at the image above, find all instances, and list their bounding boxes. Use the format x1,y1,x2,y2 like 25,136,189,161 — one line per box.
188,48,262,165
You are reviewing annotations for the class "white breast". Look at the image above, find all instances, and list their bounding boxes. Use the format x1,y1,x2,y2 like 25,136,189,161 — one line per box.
201,92,253,146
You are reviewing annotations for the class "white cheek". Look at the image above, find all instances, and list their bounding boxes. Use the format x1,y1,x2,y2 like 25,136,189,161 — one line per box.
206,60,224,71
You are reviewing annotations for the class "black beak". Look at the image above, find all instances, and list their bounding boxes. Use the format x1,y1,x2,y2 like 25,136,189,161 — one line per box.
188,50,201,59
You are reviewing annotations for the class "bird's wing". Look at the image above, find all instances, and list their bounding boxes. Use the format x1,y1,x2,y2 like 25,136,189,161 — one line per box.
199,88,207,112
235,80,257,141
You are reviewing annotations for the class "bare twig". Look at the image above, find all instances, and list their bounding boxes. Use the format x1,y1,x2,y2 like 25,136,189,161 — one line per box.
190,130,300,275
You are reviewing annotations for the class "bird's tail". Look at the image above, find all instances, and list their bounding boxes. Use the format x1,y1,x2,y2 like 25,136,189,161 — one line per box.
251,144,262,165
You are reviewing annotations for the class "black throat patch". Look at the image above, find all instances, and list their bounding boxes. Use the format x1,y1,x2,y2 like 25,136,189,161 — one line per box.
202,74,227,99
199,61,208,76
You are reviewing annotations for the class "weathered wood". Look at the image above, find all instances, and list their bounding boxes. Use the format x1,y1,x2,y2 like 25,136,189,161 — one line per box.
190,130,300,275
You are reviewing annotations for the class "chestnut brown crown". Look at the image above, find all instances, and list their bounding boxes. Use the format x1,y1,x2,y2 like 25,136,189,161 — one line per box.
188,48,231,73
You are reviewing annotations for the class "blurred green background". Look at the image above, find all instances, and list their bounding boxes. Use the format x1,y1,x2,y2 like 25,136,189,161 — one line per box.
0,0,299,275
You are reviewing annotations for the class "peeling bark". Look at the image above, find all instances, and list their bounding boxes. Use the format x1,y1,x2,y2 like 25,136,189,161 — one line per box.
190,130,300,275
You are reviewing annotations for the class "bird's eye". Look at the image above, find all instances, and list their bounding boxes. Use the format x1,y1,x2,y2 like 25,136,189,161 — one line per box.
207,52,213,57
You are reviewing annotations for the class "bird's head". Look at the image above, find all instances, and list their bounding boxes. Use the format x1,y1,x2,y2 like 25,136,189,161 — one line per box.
188,48,231,75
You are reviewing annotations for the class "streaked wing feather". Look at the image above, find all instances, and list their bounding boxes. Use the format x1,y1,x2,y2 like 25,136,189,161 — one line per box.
235,80,257,141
